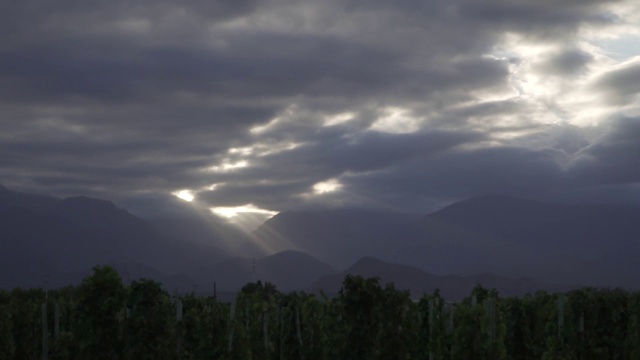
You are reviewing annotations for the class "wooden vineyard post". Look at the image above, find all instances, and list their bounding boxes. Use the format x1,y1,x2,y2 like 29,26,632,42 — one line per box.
228,301,236,353
54,303,60,344
558,295,565,345
446,303,454,336
176,299,183,359
428,299,434,360
41,303,48,360
263,304,269,360
278,307,284,360
484,298,496,358
484,299,496,342
295,305,303,348
579,311,584,360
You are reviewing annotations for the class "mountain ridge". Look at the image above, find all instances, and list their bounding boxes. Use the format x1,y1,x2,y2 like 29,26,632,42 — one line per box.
309,256,549,301
3,184,639,293
255,196,640,288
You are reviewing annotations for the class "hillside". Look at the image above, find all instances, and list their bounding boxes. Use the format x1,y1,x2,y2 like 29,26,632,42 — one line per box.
4,184,639,292
253,209,423,268
426,196,640,287
254,196,640,288
309,257,545,301
195,250,336,292
0,185,228,289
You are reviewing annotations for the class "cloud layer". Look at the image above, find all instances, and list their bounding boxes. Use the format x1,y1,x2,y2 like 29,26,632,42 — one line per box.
1,0,639,222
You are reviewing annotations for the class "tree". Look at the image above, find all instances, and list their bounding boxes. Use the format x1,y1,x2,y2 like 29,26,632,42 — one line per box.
124,279,174,360
76,265,126,359
339,275,385,360
9,288,45,360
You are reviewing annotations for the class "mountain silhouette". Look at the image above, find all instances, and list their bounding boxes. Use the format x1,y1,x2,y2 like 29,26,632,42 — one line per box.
3,185,639,292
255,196,640,288
309,257,546,301
253,209,422,268
195,250,335,292
0,185,227,289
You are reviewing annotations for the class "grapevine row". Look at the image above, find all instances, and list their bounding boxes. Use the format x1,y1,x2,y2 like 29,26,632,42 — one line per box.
1,266,639,359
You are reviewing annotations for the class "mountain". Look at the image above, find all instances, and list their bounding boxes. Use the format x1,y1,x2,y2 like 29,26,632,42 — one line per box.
253,209,423,268
0,185,228,289
309,257,546,301
195,250,336,292
427,195,640,287
253,196,640,288
253,207,517,276
427,195,572,234
0,184,59,212
142,197,254,254
4,184,639,292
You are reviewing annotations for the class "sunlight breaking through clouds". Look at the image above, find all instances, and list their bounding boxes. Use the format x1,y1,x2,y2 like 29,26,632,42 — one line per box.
313,179,343,194
324,112,356,127
249,104,298,135
369,107,422,134
3,0,640,222
172,189,194,202
207,160,249,173
228,142,303,157
210,204,278,218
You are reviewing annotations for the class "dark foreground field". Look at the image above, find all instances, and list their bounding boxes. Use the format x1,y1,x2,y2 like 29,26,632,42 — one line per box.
1,265,639,360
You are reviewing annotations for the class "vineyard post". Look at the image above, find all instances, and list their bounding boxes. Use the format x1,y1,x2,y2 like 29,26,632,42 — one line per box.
245,304,250,340
54,303,60,344
484,298,496,358
176,299,183,358
446,303,454,336
471,295,478,359
558,295,565,345
228,300,236,352
428,298,434,360
278,306,284,360
263,303,269,360
295,305,303,348
41,303,48,360
579,311,584,360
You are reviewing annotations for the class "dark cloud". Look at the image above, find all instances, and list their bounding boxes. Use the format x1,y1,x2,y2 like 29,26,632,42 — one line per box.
459,0,619,37
573,118,640,185
195,129,481,209
340,145,568,212
594,59,640,105
535,49,593,76
0,0,638,219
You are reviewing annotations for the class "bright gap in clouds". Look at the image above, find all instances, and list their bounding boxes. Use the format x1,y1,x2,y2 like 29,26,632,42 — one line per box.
172,189,194,202
595,35,640,61
313,179,343,194
229,141,302,157
207,160,249,172
324,112,355,126
210,204,278,218
369,107,421,134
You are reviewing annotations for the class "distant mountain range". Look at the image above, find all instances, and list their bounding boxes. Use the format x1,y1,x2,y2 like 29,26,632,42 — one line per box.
255,195,640,288
193,250,336,292
309,257,548,301
2,184,639,297
0,184,227,289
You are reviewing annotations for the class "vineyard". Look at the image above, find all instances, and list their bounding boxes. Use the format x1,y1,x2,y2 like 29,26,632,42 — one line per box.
1,266,640,360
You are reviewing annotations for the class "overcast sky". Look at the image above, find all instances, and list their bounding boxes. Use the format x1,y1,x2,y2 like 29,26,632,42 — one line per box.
2,0,640,226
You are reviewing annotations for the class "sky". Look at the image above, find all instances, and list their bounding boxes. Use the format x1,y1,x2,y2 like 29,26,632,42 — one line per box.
1,0,640,229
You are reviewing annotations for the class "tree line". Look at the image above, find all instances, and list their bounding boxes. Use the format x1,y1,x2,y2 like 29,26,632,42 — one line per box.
1,265,640,359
